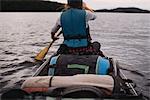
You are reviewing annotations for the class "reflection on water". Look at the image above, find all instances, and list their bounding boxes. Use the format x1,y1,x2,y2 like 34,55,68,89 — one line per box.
0,13,150,99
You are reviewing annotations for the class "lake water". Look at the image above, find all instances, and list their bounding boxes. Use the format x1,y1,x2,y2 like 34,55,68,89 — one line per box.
0,12,150,99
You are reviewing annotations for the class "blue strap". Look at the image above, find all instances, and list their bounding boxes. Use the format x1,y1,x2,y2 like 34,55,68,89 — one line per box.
48,68,55,76
49,56,59,65
96,56,110,75
49,56,59,76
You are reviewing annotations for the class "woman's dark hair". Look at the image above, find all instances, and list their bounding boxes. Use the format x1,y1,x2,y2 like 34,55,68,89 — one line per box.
68,0,83,9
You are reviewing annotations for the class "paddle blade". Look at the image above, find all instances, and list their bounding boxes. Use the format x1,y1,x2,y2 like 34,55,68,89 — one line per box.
35,47,49,61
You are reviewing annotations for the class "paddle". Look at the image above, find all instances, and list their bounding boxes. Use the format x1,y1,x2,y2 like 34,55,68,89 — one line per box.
35,3,93,61
35,31,62,61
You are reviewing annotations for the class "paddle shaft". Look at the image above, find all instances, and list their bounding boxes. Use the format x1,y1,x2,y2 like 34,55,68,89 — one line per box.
43,30,62,56
35,31,62,61
47,31,62,50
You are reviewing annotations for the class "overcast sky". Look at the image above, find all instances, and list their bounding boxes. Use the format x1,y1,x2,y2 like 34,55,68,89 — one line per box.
51,0,150,10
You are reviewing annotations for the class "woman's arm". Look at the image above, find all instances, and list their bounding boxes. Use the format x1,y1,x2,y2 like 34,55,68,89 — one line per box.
83,2,96,21
83,2,94,12
51,18,61,40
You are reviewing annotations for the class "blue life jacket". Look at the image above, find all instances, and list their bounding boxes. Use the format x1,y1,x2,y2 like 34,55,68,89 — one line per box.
61,8,88,47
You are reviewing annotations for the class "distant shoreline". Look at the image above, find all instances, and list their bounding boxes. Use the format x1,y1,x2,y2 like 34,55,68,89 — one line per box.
95,7,150,13
1,0,150,13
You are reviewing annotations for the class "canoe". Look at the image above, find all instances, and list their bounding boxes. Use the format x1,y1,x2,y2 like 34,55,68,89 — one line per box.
1,55,144,100
22,55,143,99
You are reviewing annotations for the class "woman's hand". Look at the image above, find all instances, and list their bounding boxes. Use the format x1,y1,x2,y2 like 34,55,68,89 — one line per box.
83,2,94,12
51,32,59,41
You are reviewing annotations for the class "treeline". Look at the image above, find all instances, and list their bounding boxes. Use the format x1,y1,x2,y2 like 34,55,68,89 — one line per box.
1,0,150,13
95,7,150,13
1,0,65,12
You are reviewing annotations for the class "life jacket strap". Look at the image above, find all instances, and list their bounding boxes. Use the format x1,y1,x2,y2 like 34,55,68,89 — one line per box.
64,34,87,40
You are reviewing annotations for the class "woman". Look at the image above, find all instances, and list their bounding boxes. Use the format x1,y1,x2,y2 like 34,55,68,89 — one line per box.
51,0,96,48
51,0,105,56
